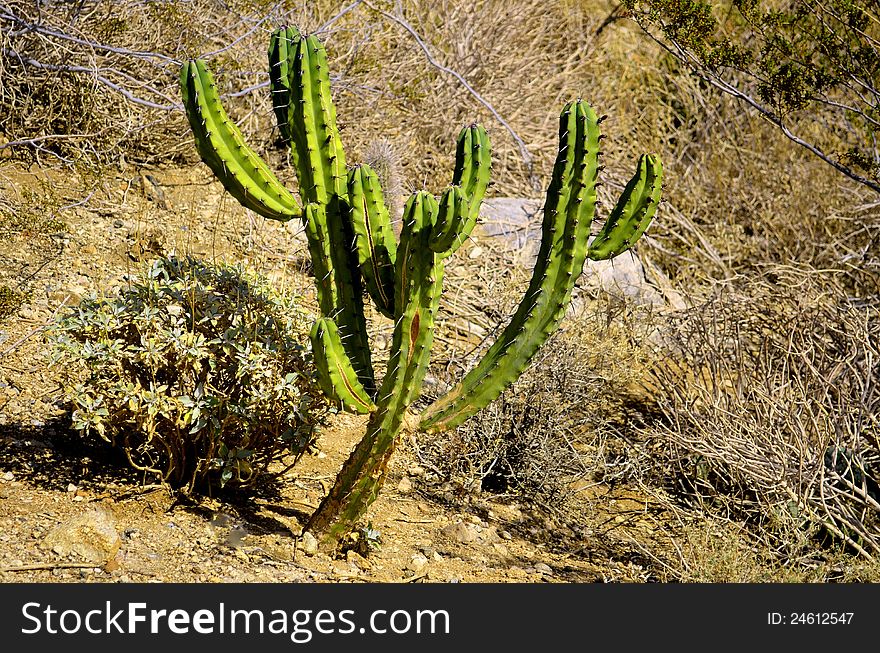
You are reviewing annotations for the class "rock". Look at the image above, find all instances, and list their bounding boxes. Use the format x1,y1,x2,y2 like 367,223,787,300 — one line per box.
534,562,553,576
478,197,676,308
441,521,479,544
42,508,121,564
300,532,318,556
508,566,528,579
1,471,13,482
397,476,413,494
66,483,77,493
407,553,429,573
346,550,371,570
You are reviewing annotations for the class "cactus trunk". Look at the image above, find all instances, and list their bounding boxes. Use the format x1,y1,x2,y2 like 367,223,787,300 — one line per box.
306,192,443,546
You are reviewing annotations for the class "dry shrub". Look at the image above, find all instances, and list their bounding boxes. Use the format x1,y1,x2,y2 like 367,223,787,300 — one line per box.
645,267,880,560
0,0,641,194
417,298,652,510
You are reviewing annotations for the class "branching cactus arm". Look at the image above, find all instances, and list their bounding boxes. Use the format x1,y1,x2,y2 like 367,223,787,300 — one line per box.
180,60,301,222
430,124,490,256
348,165,398,319
420,100,601,433
587,154,663,260
306,192,443,544
179,26,662,552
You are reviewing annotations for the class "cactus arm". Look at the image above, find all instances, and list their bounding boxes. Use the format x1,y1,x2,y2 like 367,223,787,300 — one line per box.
287,34,348,206
420,100,600,433
179,60,301,222
283,30,373,392
302,203,336,316
347,165,398,318
267,26,301,144
430,124,491,256
587,154,663,260
306,191,443,545
310,317,375,414
302,204,375,392
429,185,471,255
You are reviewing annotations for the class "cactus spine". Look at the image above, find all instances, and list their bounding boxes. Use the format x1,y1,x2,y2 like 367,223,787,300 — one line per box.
181,27,662,550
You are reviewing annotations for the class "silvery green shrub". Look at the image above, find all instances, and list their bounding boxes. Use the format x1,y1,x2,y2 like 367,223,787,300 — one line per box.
48,255,328,492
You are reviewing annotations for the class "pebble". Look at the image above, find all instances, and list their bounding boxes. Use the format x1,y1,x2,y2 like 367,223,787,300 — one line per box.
534,562,553,576
508,566,528,579
396,477,413,494
407,553,429,573
346,550,371,570
441,521,478,544
1,472,13,482
300,532,318,556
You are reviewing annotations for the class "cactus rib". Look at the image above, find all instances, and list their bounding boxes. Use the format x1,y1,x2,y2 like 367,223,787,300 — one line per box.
420,100,600,433
180,60,301,222
587,154,663,260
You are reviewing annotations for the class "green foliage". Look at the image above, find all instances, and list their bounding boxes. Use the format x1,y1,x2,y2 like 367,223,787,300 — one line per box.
47,256,329,492
626,0,880,191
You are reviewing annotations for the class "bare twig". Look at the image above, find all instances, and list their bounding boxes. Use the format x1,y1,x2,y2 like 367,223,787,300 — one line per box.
362,0,539,190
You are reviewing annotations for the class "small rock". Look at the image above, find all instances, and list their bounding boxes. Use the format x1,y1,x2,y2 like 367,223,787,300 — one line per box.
534,562,553,576
408,465,425,478
441,521,479,544
346,550,371,570
300,532,318,556
491,542,509,556
66,483,77,493
397,477,413,494
42,508,121,564
468,246,484,260
508,566,528,579
407,553,429,573
1,472,13,482
500,530,513,540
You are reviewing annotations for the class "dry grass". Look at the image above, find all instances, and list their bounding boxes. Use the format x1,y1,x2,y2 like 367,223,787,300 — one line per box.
642,268,879,563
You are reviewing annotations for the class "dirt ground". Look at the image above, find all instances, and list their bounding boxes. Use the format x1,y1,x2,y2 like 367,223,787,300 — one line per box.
0,161,673,584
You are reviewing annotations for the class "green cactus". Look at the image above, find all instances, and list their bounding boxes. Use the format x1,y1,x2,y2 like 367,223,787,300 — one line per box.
180,27,662,551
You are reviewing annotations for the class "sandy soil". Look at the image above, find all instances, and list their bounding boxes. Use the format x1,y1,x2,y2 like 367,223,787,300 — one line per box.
0,162,666,583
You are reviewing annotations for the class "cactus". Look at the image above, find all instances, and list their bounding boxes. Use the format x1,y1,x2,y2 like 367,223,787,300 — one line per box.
180,27,662,551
